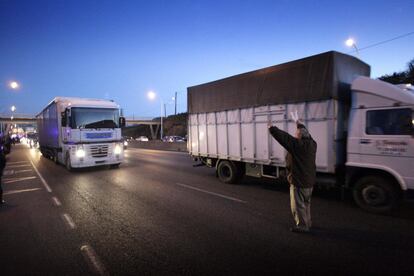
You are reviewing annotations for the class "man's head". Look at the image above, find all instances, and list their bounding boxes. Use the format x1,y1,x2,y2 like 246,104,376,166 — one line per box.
295,124,310,139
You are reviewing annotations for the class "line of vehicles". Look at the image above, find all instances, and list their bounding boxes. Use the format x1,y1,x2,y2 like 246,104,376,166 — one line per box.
33,51,413,213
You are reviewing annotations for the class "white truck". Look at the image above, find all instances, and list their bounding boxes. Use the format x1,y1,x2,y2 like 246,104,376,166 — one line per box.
36,97,126,170
187,51,414,213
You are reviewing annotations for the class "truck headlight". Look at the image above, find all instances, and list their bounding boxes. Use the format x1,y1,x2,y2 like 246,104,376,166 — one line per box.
123,141,128,146
76,148,86,158
114,144,122,155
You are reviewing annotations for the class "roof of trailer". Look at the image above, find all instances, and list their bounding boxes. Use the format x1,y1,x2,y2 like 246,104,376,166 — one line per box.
187,51,370,113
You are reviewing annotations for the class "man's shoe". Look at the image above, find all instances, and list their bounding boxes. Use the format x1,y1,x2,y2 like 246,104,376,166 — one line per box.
290,226,310,233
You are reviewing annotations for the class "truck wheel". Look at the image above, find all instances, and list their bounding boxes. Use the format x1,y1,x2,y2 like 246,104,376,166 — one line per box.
65,153,73,171
217,161,241,184
110,163,120,169
353,175,399,214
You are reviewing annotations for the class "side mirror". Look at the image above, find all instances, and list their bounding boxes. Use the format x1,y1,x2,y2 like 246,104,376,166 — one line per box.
61,112,67,127
119,117,126,128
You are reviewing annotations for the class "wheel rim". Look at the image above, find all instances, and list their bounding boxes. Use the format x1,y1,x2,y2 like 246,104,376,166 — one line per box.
361,185,387,206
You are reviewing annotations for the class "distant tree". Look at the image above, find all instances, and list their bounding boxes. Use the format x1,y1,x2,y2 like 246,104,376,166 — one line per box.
378,72,406,84
379,58,414,84
406,58,414,83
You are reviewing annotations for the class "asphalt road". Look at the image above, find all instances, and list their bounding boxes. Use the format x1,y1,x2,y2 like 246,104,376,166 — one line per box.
1,144,414,275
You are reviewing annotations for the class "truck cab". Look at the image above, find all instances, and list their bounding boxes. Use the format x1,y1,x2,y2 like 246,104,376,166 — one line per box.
37,97,126,170
347,77,414,212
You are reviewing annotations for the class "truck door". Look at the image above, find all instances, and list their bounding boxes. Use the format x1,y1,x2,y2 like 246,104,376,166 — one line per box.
361,107,414,180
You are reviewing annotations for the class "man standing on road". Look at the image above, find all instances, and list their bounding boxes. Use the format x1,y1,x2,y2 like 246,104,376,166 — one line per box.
268,111,317,233
0,135,6,205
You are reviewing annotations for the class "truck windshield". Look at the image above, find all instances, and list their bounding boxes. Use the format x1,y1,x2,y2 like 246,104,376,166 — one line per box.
70,108,120,129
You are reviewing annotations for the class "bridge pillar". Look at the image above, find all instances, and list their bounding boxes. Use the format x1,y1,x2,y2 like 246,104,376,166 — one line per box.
149,124,160,140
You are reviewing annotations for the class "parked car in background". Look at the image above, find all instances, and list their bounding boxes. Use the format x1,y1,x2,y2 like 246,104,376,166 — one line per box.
136,136,149,142
167,136,186,142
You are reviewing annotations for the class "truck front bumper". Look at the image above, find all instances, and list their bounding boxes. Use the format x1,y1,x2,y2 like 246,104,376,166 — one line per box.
68,143,124,168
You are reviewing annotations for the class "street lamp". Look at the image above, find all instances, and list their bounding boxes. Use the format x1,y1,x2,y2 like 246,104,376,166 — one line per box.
345,38,360,56
147,91,164,140
11,105,16,112
9,81,19,90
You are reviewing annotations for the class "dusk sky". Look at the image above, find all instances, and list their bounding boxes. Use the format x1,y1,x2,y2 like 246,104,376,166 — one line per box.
1,0,413,117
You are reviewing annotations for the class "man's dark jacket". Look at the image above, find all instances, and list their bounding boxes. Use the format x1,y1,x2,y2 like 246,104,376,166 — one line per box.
0,147,5,176
269,124,317,188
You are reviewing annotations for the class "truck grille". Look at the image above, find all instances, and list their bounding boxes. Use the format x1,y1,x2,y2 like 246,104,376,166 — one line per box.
90,145,109,158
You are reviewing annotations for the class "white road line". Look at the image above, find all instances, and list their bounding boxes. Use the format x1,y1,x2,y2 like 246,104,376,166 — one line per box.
2,169,33,176
175,183,247,204
14,169,33,174
81,244,109,276
52,197,62,206
29,160,52,193
3,188,42,195
3,170,14,176
62,213,76,229
3,176,37,184
7,164,32,168
7,161,30,164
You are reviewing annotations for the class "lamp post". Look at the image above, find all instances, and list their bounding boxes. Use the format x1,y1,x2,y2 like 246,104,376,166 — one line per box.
345,38,360,57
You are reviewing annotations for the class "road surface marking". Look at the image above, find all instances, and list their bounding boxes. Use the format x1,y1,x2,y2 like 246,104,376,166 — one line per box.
81,244,109,276
62,213,76,229
3,169,32,176
3,176,37,184
7,164,32,168
175,183,247,203
14,169,33,174
3,188,42,195
52,197,62,206
7,161,30,164
3,170,14,176
29,160,52,193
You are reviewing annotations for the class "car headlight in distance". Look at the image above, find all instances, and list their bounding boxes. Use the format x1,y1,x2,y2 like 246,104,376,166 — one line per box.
123,141,128,146
114,144,122,155
76,148,86,158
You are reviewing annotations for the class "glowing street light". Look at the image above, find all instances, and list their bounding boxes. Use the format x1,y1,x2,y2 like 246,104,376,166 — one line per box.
147,91,156,100
9,81,19,90
345,38,355,47
345,37,360,56
11,105,16,112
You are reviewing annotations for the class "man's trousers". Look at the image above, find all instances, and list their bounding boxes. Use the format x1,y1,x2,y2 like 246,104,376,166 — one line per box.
290,185,313,230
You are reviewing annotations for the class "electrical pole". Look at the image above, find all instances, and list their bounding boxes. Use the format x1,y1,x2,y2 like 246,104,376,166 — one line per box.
174,91,177,115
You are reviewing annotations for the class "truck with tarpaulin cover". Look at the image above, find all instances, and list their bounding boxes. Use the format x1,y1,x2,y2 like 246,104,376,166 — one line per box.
36,97,126,170
187,51,414,213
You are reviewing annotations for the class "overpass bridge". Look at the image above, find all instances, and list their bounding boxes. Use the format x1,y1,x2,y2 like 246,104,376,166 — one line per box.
0,114,161,139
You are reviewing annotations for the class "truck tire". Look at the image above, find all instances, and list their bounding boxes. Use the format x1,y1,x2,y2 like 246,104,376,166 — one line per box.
65,153,73,171
353,175,399,214
217,160,241,184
